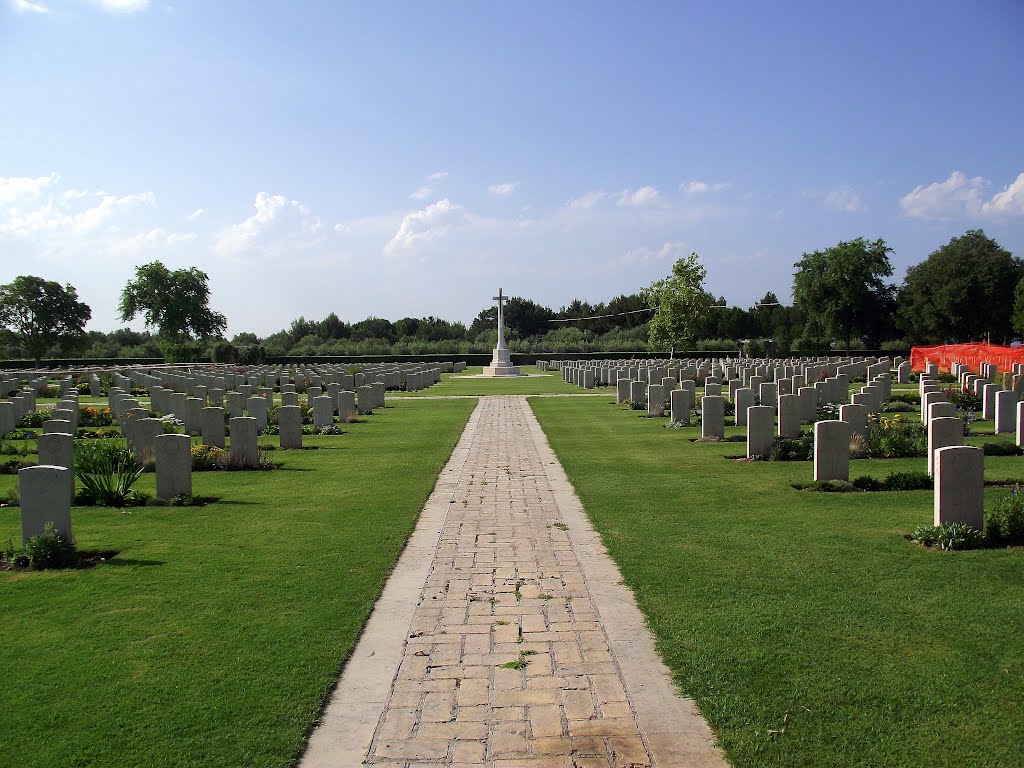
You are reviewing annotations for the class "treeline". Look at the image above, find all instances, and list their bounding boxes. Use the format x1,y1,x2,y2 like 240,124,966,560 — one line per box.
1,229,1020,363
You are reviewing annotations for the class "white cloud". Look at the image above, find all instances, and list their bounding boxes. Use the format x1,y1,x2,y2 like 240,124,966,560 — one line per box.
12,0,49,13
0,172,58,205
427,171,448,181
682,180,730,194
488,181,519,196
567,189,607,209
107,227,196,255
185,207,204,221
899,171,986,219
617,186,660,207
384,198,467,254
621,241,688,265
980,172,1024,218
823,186,865,213
0,180,154,237
213,192,323,259
409,185,433,200
94,0,149,12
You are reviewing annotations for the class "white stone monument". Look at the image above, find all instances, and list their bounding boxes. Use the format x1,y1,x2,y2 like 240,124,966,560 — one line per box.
481,288,523,377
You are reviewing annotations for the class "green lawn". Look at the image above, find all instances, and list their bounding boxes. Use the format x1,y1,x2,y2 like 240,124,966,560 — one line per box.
388,364,587,397
0,398,476,768
530,396,1024,768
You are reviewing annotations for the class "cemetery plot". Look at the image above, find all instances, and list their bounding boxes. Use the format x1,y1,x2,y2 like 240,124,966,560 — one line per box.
0,382,474,767
531,365,1024,768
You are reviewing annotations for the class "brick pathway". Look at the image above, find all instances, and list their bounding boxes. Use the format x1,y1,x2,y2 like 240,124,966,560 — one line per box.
302,396,726,768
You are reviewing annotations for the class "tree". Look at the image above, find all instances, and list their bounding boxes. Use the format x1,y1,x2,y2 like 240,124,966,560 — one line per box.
0,276,92,365
504,297,555,338
119,261,226,361
896,230,1022,344
1012,276,1024,339
642,252,714,355
316,312,350,340
792,238,895,352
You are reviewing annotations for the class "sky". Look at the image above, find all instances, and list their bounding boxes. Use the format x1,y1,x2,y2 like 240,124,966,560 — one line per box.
2,0,1023,337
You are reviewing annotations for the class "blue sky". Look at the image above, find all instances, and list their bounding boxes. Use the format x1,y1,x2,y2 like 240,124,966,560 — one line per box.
2,0,1023,336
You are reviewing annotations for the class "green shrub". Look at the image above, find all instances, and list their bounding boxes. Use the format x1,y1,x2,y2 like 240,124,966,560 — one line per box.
947,387,982,412
812,480,858,492
78,406,114,427
865,414,926,458
910,522,984,551
882,471,932,491
2,538,30,567
887,391,921,405
22,522,78,569
982,441,1023,457
75,443,144,507
191,444,227,470
852,475,883,491
817,403,841,420
986,488,1024,545
767,433,814,461
19,408,52,428
695,338,739,352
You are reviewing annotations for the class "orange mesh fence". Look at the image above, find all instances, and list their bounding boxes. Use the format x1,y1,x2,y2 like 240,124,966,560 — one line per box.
910,343,1024,374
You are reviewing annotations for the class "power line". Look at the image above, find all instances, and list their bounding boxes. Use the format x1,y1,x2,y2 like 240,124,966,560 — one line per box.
549,307,656,323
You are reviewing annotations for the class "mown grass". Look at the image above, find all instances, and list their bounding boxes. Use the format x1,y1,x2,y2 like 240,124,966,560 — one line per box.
0,398,475,768
388,365,585,397
530,396,1024,768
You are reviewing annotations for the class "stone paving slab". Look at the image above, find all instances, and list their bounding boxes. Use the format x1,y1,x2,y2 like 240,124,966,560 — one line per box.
301,396,727,768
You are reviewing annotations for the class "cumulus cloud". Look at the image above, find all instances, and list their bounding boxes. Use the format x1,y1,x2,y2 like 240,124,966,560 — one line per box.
107,227,196,255
621,241,688,264
823,186,865,213
0,172,58,205
682,180,730,194
409,185,433,200
980,172,1024,218
428,171,448,181
900,171,986,219
488,181,519,196
384,198,468,254
617,186,660,207
12,0,49,14
213,192,323,259
567,189,607,209
0,175,154,237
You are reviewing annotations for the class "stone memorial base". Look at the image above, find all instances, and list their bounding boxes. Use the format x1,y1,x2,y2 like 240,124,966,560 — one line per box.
480,346,524,378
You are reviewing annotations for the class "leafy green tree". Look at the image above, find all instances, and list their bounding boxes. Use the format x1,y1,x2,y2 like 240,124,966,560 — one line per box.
231,332,260,345
395,317,420,339
503,297,555,338
316,312,350,340
1012,276,1024,339
897,230,1023,344
119,261,226,362
415,316,466,342
642,252,714,354
793,237,895,353
350,317,396,342
0,275,92,365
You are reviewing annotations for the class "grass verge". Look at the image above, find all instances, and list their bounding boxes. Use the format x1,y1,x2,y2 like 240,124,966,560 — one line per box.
388,365,587,397
530,396,1024,768
0,397,475,768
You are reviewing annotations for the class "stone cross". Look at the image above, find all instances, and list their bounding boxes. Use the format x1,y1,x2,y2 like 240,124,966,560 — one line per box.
493,288,508,351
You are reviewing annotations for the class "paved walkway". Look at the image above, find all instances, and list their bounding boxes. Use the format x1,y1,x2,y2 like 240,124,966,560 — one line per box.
302,396,727,768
